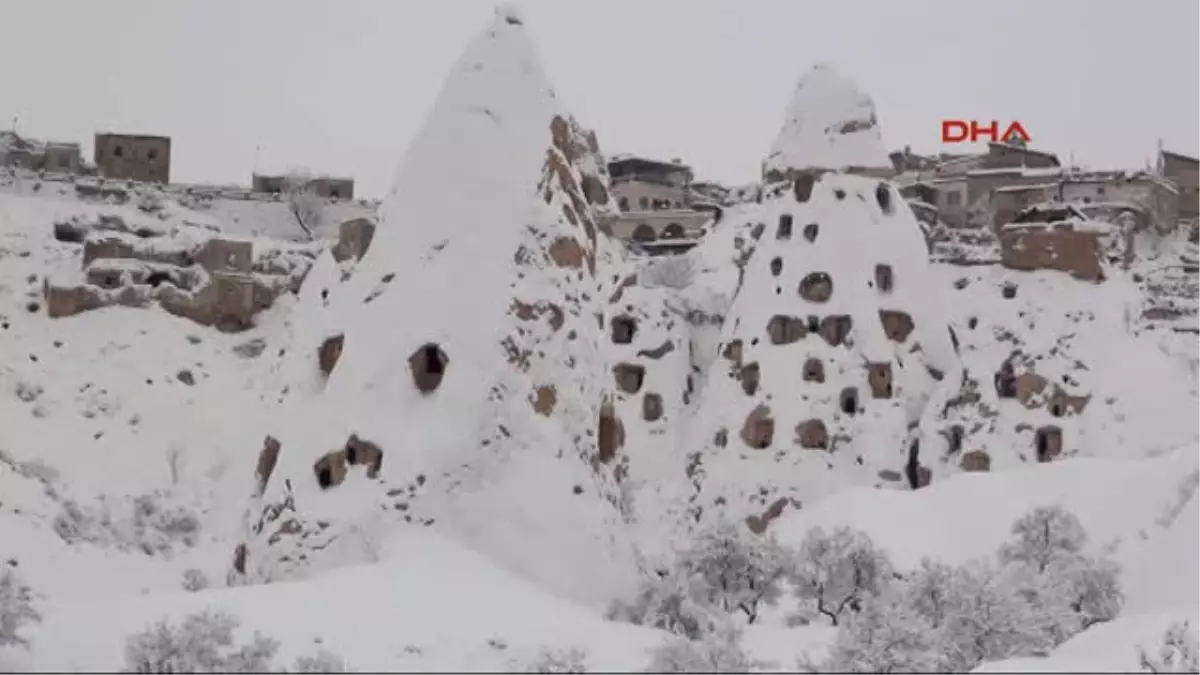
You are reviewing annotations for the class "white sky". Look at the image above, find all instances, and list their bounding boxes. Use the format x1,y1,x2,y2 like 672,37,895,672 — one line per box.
3,0,1197,197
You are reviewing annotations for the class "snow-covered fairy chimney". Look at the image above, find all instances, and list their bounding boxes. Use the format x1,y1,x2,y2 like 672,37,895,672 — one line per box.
233,4,639,604
684,62,966,532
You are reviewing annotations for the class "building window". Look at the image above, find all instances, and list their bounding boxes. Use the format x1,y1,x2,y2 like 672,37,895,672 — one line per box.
945,191,961,206
631,224,655,242
330,188,341,199
663,223,685,239
618,197,629,211
147,149,158,161
638,196,649,210
113,145,124,158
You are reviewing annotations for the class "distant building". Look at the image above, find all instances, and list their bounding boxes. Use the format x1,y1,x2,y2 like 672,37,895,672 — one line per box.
252,173,354,200
606,155,712,253
94,133,171,183
1160,150,1199,220
0,131,81,173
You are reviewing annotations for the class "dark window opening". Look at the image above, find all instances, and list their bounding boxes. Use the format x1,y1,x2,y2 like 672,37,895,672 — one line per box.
777,213,793,240
145,271,171,288
113,145,124,158
803,223,819,242
875,264,893,292
875,182,893,213
839,387,858,415
803,358,824,383
147,149,158,161
410,342,449,393
611,316,637,344
770,257,783,277
807,315,821,333
317,466,332,488
834,188,846,200
618,197,629,211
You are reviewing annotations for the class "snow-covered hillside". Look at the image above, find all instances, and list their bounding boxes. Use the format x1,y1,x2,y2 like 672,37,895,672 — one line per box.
1,6,1195,674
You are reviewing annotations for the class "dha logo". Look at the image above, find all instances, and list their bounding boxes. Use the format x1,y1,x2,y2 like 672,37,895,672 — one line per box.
941,120,1031,145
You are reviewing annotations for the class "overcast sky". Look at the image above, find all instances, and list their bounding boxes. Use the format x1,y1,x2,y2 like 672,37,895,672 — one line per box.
3,0,1197,197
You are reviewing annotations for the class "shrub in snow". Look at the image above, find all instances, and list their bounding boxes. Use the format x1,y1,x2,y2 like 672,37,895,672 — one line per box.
53,491,201,556
935,558,1053,672
122,610,279,673
789,526,894,626
999,505,1123,635
180,568,210,593
643,626,751,673
606,571,718,639
1139,620,1200,673
518,646,589,673
818,591,945,673
291,649,351,673
0,568,40,648
675,518,791,623
641,255,696,289
282,171,325,241
998,505,1087,573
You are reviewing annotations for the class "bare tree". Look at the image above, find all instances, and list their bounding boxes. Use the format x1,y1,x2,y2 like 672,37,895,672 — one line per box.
282,170,325,241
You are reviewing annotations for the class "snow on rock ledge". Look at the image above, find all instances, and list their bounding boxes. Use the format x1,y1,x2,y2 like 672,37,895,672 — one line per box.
234,8,638,605
763,62,892,180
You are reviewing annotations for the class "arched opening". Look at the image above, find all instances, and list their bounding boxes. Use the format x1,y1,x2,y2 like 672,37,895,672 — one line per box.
875,182,893,214
1035,426,1062,462
793,175,815,203
802,358,824,383
318,333,344,377
803,222,819,242
766,315,806,345
611,315,637,344
770,257,783,277
313,451,346,490
839,387,858,415
807,315,821,333
874,264,893,292
794,419,828,449
631,224,656,242
410,342,448,394
740,362,761,396
642,392,663,422
344,434,384,479
799,272,834,303
663,223,685,239
740,404,774,449
146,271,173,288
598,402,625,462
818,315,853,347
613,362,646,394
777,213,793,240
867,362,893,399
879,310,915,342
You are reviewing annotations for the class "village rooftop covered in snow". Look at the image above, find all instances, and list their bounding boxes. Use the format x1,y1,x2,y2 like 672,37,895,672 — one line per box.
0,3,1197,673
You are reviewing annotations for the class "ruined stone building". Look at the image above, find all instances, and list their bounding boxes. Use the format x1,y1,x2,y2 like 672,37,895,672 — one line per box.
606,155,712,254
94,132,171,183
1160,150,1199,220
252,173,355,200
0,131,81,173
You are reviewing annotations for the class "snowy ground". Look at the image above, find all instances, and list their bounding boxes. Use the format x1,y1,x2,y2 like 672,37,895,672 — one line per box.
2,7,1197,674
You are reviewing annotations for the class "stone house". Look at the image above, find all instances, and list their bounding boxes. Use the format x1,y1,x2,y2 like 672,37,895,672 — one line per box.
0,131,81,173
1160,150,1198,220
606,155,713,249
998,204,1112,282
252,173,355,200
1049,171,1179,233
95,133,171,183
